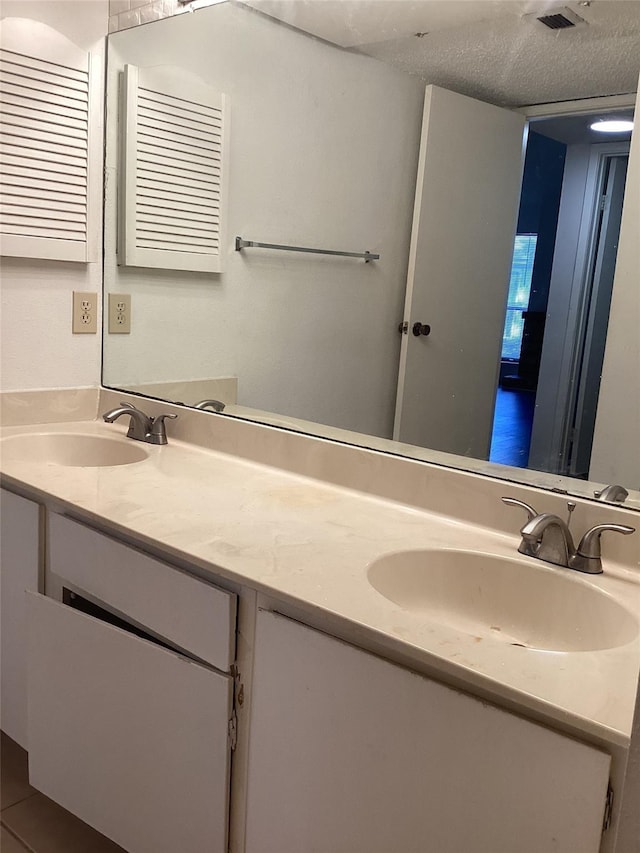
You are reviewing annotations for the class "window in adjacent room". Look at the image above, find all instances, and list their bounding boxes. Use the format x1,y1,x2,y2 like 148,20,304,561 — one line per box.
501,234,537,362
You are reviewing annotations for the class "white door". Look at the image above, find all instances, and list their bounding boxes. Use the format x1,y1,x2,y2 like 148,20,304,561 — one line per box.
394,85,526,459
246,610,611,853
27,591,233,853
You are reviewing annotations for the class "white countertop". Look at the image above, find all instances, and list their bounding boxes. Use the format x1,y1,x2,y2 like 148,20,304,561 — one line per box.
2,417,639,747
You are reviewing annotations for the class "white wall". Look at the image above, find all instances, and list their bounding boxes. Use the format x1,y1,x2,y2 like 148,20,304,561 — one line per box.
103,2,423,438
590,85,640,490
0,0,108,393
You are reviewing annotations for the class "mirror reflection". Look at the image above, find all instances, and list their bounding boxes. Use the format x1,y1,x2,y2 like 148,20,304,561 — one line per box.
103,0,640,506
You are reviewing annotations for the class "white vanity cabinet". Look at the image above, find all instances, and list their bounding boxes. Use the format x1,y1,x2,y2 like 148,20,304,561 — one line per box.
0,488,41,748
26,513,237,853
245,610,612,853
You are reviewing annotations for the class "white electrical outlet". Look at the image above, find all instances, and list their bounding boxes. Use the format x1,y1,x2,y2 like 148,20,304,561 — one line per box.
108,293,131,334
72,292,98,334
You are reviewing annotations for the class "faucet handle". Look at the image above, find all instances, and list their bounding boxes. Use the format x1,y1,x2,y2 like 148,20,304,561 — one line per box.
502,497,539,557
119,400,147,415
575,523,635,559
501,496,538,522
570,523,635,573
149,412,178,445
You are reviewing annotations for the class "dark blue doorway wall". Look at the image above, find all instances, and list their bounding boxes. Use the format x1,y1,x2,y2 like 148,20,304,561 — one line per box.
501,130,567,391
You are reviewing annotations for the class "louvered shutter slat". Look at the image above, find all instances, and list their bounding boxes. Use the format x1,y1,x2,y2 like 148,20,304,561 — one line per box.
137,171,221,193
121,64,228,273
138,87,221,118
0,151,86,179
137,140,216,170
2,164,86,187
0,80,89,111
1,202,87,223
0,90,88,122
1,223,86,240
137,154,220,181
1,48,88,83
137,208,218,227
0,99,88,131
0,19,97,262
136,196,219,216
0,195,86,215
0,120,87,150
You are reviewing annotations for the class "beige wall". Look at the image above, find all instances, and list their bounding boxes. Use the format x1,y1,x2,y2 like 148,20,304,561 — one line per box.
0,0,108,392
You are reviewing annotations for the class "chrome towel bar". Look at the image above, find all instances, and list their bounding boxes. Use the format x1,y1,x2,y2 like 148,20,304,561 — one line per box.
235,236,379,262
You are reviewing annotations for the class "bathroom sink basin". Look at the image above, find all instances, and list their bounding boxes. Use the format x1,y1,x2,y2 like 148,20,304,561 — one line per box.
1,432,150,467
367,549,638,652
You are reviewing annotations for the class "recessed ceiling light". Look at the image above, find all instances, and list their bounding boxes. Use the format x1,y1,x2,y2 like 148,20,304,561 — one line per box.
590,119,634,133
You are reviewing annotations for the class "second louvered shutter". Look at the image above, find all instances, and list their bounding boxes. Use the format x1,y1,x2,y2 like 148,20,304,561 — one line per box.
120,64,228,273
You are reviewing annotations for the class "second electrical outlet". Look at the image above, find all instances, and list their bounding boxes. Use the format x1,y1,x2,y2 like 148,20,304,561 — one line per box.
108,293,131,334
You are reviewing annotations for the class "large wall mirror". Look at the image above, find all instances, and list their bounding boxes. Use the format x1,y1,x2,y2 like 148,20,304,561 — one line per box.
103,0,640,508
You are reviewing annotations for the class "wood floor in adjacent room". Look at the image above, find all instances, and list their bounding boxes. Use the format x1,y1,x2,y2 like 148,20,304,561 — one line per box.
489,387,536,468
1,732,124,853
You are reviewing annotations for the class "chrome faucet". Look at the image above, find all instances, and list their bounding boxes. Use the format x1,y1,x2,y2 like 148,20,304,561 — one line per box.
194,399,225,412
594,484,628,503
103,402,177,445
519,512,576,567
502,496,635,574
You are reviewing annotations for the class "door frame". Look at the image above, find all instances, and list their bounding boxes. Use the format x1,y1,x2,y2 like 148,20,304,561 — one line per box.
508,95,636,474
564,147,630,476
524,101,634,475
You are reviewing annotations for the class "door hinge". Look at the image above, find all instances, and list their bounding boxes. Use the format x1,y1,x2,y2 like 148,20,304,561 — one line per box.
398,320,408,335
228,709,238,751
602,782,614,832
599,193,609,212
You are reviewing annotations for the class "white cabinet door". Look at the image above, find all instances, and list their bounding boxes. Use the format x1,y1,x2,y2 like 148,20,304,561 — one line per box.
246,610,611,853
26,591,233,853
0,488,41,748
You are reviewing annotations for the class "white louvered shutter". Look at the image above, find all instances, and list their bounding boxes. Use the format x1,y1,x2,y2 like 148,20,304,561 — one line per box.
120,64,228,273
0,19,99,262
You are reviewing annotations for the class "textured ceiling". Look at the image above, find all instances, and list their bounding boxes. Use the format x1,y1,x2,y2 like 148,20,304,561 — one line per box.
243,0,640,107
242,1,553,47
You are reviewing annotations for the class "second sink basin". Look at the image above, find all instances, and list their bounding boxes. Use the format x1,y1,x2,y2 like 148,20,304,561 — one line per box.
368,549,638,652
1,432,150,467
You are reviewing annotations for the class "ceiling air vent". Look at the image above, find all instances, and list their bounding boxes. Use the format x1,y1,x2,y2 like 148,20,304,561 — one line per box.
536,6,588,29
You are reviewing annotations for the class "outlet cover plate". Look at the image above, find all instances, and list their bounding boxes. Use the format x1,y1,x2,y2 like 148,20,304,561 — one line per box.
108,293,131,334
72,292,98,334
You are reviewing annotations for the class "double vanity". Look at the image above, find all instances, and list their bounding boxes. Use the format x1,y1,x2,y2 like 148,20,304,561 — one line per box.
1,389,639,853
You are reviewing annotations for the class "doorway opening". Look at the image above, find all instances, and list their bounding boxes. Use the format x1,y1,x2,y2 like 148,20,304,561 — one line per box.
489,107,633,473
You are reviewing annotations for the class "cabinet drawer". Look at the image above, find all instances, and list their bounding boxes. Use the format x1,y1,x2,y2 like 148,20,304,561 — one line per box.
27,591,232,853
48,513,236,672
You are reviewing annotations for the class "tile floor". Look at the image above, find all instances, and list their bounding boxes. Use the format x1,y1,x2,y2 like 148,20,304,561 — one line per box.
1,732,125,852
